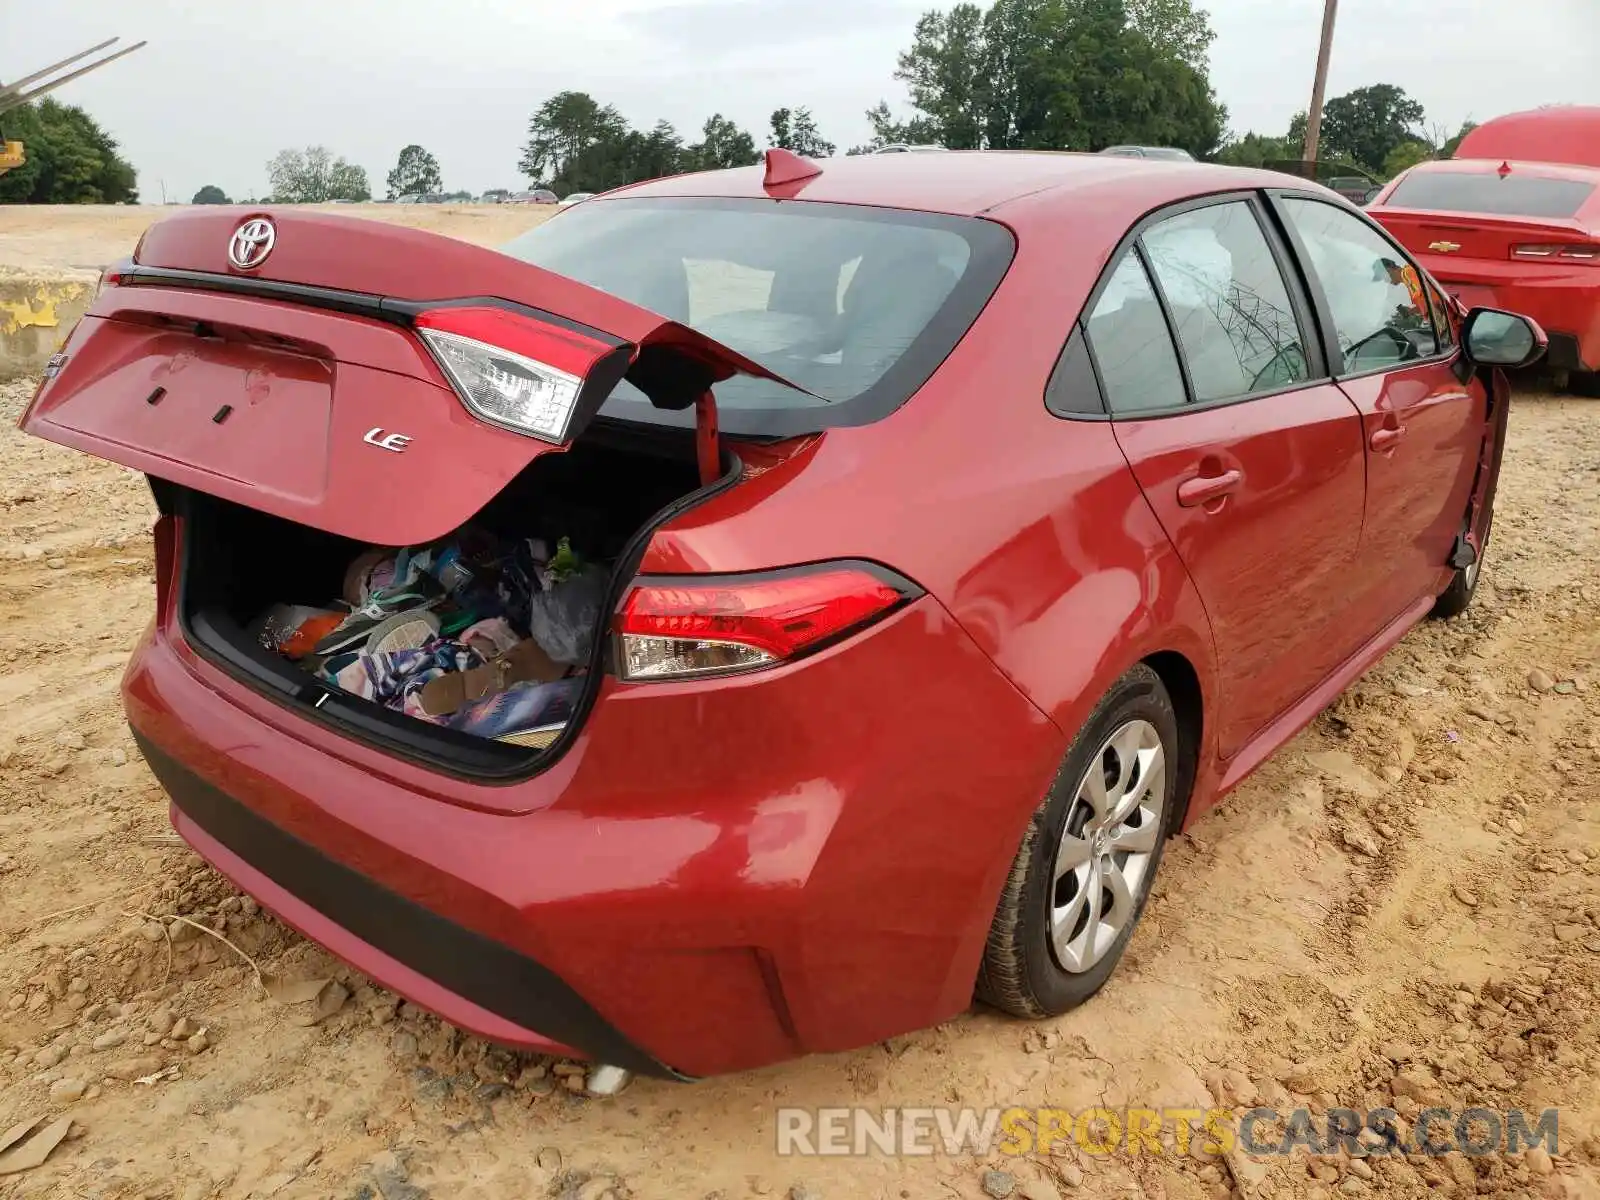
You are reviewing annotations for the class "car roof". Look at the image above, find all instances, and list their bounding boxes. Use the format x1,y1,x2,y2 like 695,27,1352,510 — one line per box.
1455,106,1600,170
611,151,1328,221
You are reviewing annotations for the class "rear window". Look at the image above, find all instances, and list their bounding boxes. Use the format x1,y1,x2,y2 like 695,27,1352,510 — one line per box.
500,197,1014,437
1385,170,1596,219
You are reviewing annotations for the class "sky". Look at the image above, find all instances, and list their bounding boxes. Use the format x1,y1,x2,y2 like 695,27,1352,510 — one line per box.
7,0,1598,202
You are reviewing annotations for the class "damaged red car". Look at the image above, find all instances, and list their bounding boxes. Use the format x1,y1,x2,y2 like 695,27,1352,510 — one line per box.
22,149,1546,1078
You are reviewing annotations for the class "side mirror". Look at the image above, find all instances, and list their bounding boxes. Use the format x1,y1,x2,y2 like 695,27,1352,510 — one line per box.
1462,307,1547,370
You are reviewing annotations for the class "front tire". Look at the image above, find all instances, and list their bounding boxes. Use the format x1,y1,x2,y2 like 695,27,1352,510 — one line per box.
977,665,1180,1018
1432,508,1493,620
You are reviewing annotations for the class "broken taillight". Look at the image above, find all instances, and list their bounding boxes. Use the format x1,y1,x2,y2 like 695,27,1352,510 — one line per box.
414,306,624,443
614,563,917,681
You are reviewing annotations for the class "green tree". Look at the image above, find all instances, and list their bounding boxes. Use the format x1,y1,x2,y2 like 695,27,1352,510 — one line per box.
1383,139,1434,179
863,100,945,148
627,119,687,180
1440,120,1478,159
1317,84,1427,175
0,98,138,204
1212,131,1296,167
1125,0,1215,65
892,3,988,149
191,184,231,204
688,113,759,170
1285,111,1309,159
266,146,370,202
386,144,442,199
892,0,1225,157
769,107,836,158
518,91,632,191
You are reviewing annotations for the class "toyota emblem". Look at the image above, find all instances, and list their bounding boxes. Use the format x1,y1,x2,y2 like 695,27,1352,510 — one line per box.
228,218,276,270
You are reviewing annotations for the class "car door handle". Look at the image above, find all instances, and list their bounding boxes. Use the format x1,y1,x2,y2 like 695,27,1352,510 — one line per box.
1176,468,1243,507
1370,425,1407,452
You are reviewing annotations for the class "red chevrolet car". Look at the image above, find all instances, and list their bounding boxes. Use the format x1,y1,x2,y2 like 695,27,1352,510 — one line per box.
1369,107,1600,392
22,150,1544,1078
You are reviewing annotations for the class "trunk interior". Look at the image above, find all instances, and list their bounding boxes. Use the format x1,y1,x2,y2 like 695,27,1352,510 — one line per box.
164,424,704,777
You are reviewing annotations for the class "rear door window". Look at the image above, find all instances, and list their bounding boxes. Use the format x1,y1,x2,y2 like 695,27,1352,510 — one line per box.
1279,198,1440,372
1083,253,1187,413
1140,201,1312,402
1385,171,1596,219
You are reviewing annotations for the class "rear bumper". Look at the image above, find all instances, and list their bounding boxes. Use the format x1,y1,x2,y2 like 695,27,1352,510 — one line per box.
123,595,1063,1076
1418,257,1600,371
136,732,664,1072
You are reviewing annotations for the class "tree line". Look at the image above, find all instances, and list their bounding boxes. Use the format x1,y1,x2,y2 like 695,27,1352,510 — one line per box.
0,98,137,204
249,99,821,202
4,0,1485,207
1215,83,1478,180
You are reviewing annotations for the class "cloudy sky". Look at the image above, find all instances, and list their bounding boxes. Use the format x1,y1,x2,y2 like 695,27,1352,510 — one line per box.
8,0,1597,201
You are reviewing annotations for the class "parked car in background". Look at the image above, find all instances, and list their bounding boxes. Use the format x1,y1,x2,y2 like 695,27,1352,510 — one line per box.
22,151,1545,1078
872,143,948,153
509,189,559,205
558,192,595,208
481,189,511,204
1263,160,1383,206
1099,146,1195,162
394,193,425,205
1369,156,1600,392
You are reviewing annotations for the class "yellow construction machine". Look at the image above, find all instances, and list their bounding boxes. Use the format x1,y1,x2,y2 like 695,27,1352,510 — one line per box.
0,38,146,178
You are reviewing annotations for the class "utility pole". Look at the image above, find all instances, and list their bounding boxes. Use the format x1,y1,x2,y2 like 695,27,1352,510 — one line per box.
1303,0,1339,164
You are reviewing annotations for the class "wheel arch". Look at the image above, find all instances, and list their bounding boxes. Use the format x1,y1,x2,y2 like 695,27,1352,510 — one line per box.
1142,649,1204,833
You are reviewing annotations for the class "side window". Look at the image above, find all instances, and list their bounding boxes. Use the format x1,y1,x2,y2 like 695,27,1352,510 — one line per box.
1083,253,1187,414
1141,201,1311,403
1279,198,1440,372
1045,326,1105,416
1425,278,1456,352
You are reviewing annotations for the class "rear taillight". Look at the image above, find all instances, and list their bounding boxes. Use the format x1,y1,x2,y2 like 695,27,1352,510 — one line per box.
615,563,918,682
95,267,124,296
414,306,624,443
1512,244,1600,264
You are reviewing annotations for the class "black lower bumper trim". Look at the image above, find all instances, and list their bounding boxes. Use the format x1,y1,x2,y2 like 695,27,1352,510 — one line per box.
131,730,685,1080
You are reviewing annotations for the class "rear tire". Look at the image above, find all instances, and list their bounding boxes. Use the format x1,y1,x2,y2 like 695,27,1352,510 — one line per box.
976,665,1180,1018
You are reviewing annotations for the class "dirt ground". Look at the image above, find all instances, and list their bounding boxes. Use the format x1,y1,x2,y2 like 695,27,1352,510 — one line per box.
0,204,551,273
0,211,1597,1200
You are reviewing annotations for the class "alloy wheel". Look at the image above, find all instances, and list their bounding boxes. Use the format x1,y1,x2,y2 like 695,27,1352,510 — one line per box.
1049,719,1167,973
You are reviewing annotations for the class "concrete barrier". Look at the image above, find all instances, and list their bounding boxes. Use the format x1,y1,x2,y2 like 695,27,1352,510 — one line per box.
0,272,95,381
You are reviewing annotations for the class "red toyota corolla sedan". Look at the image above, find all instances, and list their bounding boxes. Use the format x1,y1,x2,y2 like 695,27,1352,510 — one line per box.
21,150,1545,1079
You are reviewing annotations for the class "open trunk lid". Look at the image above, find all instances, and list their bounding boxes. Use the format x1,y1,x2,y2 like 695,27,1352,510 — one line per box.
20,207,804,547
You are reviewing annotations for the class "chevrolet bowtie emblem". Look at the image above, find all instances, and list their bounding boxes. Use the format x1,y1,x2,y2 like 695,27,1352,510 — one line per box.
1429,241,1462,253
